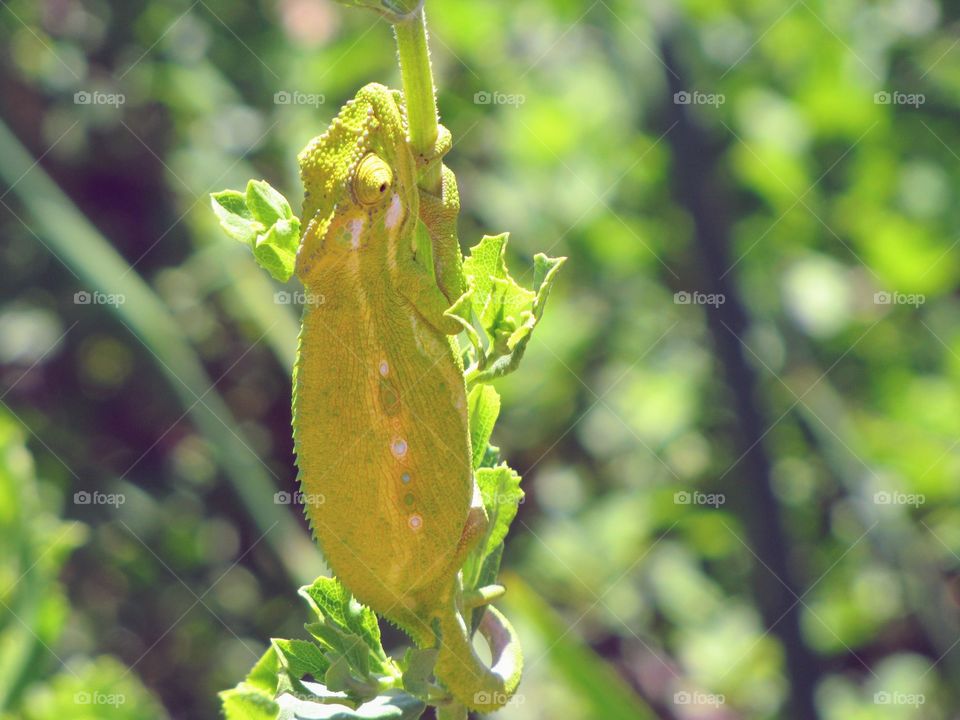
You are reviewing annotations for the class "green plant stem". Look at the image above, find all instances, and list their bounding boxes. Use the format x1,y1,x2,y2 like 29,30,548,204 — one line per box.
393,8,442,193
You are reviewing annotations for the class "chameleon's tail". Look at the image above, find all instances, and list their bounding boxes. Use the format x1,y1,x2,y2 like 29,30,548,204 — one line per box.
435,603,523,712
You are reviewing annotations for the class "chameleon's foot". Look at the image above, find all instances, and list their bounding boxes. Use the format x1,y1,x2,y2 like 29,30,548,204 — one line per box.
462,584,506,610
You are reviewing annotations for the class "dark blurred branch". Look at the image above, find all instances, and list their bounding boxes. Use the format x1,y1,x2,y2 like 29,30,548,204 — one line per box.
657,38,823,720
0,118,325,588
784,362,960,704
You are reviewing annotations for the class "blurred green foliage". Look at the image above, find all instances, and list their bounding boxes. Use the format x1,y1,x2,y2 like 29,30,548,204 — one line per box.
1,0,960,718
0,411,167,719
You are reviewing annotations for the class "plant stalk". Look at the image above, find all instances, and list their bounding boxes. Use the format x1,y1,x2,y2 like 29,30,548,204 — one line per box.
393,7,443,193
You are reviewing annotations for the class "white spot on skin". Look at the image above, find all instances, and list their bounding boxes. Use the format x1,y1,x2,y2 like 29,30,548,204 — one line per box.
349,218,364,249
391,438,408,458
379,359,389,377
409,514,422,531
385,193,402,229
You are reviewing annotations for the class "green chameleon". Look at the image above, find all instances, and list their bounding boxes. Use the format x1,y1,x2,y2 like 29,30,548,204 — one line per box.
292,83,519,712
211,77,564,712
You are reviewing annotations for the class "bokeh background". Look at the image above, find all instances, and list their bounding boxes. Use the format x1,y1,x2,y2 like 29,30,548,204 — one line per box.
1,0,957,718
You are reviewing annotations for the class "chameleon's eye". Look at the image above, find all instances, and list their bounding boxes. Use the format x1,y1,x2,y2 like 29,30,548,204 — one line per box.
353,153,393,205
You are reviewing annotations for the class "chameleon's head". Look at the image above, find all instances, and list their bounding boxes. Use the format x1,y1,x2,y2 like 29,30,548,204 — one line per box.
295,83,416,283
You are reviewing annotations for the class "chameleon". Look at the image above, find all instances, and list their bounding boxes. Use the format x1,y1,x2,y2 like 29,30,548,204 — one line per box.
291,82,520,711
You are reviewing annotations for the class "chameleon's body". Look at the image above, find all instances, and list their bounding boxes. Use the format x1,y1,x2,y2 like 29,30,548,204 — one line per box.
291,83,519,711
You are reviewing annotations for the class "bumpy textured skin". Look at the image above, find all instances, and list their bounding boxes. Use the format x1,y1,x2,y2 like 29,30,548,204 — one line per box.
292,83,520,711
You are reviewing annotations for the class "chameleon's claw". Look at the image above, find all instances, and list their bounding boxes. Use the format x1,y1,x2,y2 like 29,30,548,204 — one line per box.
416,125,453,178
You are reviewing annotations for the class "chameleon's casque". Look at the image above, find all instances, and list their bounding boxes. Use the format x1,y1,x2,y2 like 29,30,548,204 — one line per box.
291,83,520,711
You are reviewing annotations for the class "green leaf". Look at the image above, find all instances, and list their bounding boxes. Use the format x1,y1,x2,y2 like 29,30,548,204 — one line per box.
253,218,301,282
462,463,520,598
211,181,301,282
246,646,283,695
467,384,500,469
221,685,280,720
476,465,524,553
297,578,398,704
246,179,294,226
210,190,264,247
323,653,369,696
399,649,437,697
478,443,501,469
444,288,483,352
275,689,426,719
274,639,332,681
222,577,409,719
304,622,372,686
469,544,504,634
459,234,566,383
299,579,384,659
